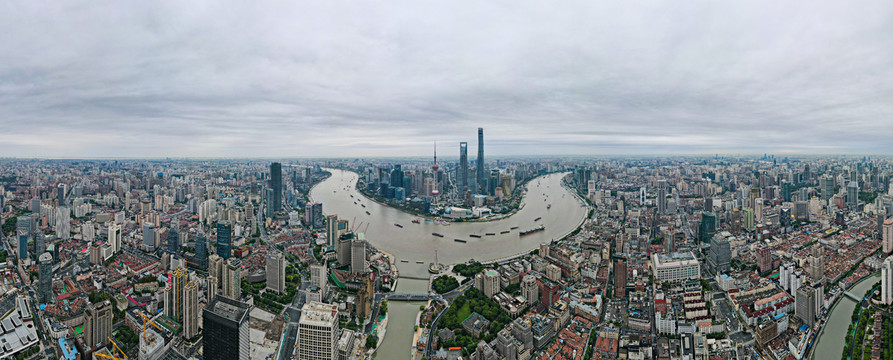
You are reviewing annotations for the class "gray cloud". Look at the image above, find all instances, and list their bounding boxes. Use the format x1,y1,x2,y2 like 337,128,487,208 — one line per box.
1,1,892,158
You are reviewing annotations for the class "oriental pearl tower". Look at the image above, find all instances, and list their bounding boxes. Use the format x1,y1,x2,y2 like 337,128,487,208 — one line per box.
431,141,440,206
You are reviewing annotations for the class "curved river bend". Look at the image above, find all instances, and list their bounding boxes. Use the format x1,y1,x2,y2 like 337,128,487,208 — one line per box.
811,274,880,359
311,169,588,278
311,169,588,360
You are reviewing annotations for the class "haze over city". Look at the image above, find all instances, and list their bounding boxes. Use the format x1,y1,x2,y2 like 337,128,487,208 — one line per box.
3,1,893,158
4,2,893,360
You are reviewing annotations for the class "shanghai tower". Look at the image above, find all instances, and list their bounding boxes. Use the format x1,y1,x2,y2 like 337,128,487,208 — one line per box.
476,128,485,194
459,142,468,191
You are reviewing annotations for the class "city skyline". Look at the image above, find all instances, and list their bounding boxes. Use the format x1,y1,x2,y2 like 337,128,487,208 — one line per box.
2,2,893,157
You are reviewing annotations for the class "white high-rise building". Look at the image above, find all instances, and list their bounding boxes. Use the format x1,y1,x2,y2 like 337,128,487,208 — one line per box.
475,269,501,298
55,207,70,240
882,255,893,305
82,222,95,242
780,262,794,292
754,198,764,222
298,302,340,360
108,223,122,254
310,264,327,295
883,217,893,254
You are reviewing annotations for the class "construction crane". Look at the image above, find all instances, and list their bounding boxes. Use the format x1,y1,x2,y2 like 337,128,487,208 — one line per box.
109,337,128,359
136,310,165,342
89,337,129,360
93,353,126,360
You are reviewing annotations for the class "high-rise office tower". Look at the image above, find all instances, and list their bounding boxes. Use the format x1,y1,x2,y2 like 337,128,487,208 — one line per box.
820,175,834,202
17,233,28,261
795,284,817,327
521,275,538,306
657,180,668,214
459,142,469,192
883,217,893,254
698,211,716,243
223,258,242,300
183,280,200,339
782,181,792,202
168,220,179,253
489,169,500,197
390,164,403,189
298,302,340,360
495,328,517,360
203,295,251,360
310,264,327,290
614,260,627,298
847,181,859,208
142,223,155,251
217,221,232,259
476,127,485,195
808,246,825,283
312,203,323,228
16,215,30,240
84,300,113,349
708,236,731,273
271,162,282,212
57,183,66,206
351,238,366,273
39,252,53,303
337,233,353,267
108,223,121,254
266,251,285,294
195,234,208,268
325,214,338,247
264,187,274,218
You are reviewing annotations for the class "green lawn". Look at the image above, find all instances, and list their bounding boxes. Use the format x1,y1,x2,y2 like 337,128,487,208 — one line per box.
456,303,471,324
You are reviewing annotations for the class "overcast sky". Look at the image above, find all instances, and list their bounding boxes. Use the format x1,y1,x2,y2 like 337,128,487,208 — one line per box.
1,1,892,158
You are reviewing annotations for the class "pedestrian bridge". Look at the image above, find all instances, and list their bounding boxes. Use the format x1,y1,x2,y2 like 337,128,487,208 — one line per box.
843,291,861,302
387,293,430,301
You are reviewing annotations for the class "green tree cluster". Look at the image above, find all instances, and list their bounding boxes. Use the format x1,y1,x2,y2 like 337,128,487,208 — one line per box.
438,287,511,356
453,262,485,277
365,335,378,349
432,276,459,294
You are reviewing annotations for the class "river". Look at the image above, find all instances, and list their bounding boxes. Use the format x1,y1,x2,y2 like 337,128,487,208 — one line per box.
310,168,589,278
812,274,880,359
310,168,588,360
373,279,428,360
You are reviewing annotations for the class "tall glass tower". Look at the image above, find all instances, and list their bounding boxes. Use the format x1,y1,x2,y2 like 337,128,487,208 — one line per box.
270,162,282,212
476,128,485,194
217,221,232,259
459,142,468,191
